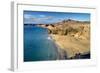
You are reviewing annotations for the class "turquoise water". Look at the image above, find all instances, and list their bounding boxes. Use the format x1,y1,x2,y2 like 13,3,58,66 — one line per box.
24,25,59,62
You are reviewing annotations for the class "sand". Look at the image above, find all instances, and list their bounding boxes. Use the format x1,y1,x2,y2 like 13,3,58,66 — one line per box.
50,34,90,58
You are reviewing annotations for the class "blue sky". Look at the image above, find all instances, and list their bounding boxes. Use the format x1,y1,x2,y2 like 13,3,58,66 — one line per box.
24,11,90,24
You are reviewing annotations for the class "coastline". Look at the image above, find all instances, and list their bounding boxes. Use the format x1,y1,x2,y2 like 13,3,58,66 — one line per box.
49,35,68,59
37,22,90,59
50,34,90,59
26,19,90,59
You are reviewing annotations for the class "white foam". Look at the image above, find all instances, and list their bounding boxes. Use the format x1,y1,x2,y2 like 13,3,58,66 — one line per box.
47,37,51,40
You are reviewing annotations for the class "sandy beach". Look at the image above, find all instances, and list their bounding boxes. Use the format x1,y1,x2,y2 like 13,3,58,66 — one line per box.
50,34,90,58
47,20,90,58
37,19,90,59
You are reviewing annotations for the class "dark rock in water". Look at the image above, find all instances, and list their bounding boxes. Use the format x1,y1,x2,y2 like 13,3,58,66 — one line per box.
81,53,90,59
69,53,90,59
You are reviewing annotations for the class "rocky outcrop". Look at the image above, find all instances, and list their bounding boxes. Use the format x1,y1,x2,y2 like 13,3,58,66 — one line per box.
36,19,90,59
37,19,90,40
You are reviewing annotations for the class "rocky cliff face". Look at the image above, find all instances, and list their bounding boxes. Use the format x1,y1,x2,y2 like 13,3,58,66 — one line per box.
37,19,90,59
39,19,90,40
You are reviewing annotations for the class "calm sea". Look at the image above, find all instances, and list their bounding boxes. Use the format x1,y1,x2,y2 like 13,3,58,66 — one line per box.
24,25,59,62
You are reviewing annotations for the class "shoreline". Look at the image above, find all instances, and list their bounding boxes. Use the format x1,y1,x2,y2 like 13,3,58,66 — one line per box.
31,25,90,59
49,35,68,59
50,34,90,59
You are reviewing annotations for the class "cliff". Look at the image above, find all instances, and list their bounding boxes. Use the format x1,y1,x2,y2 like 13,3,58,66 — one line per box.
37,19,90,59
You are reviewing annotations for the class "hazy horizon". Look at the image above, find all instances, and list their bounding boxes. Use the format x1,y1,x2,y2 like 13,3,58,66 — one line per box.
24,11,90,24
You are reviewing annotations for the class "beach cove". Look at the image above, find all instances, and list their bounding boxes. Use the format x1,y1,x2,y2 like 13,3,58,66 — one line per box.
24,25,68,61
39,19,90,59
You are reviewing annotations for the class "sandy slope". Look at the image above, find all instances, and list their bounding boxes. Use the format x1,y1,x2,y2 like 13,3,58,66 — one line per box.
51,32,90,58
38,20,90,58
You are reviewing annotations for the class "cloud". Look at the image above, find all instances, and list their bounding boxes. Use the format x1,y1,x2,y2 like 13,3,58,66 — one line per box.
24,14,33,19
39,14,46,18
30,16,53,23
42,16,54,20
24,14,55,24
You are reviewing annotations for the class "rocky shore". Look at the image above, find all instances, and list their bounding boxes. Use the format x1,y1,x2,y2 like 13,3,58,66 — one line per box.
37,19,90,59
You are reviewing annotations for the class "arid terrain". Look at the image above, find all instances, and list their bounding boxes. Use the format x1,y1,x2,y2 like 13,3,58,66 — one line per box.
37,19,90,59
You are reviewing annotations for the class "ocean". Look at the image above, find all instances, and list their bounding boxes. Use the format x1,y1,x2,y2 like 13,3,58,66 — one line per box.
24,25,59,62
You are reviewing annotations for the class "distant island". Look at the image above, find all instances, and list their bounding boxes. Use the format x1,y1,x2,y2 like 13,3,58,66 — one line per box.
24,19,90,59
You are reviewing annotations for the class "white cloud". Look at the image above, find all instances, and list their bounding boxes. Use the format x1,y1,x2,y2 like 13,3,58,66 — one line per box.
24,14,33,19
39,14,46,18
24,14,55,24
